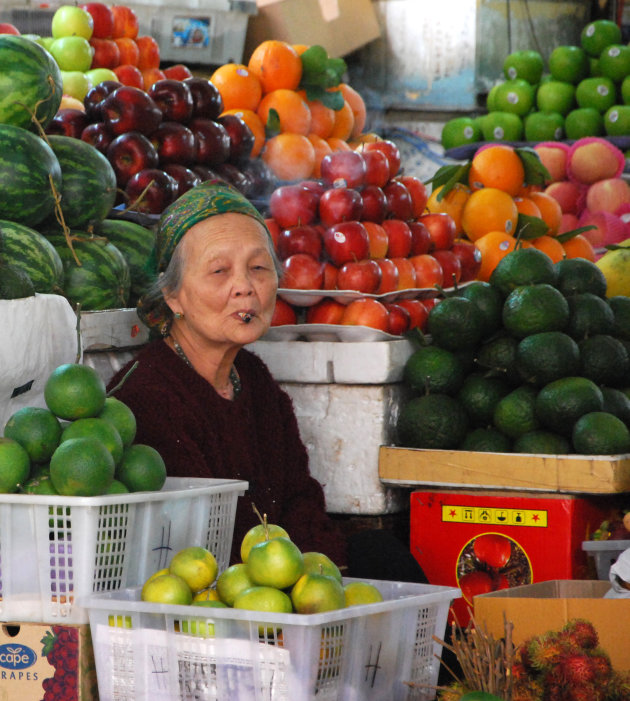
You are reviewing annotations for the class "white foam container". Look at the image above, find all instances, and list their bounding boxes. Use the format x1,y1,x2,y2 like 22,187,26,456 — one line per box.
81,308,149,351
85,580,459,701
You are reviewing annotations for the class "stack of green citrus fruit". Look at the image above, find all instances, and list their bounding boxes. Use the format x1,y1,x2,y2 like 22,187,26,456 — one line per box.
0,362,166,496
140,520,383,623
442,18,630,150
397,247,630,455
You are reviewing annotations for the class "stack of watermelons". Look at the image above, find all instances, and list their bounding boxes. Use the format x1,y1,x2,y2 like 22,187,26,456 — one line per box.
0,35,155,309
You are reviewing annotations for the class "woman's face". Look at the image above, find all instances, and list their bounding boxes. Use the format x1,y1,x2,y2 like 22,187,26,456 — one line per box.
164,212,278,347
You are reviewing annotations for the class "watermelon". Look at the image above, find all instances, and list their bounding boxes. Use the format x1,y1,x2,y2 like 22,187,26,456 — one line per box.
95,218,157,304
45,135,117,229
0,124,62,227
0,35,63,131
0,219,64,293
50,234,131,310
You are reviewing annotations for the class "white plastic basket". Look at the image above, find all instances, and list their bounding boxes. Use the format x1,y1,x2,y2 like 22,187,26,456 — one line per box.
582,540,630,580
0,477,246,623
85,580,459,701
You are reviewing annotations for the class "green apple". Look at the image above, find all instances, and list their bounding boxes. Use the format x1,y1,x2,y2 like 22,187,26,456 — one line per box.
60,70,92,101
50,36,94,72
564,107,604,139
589,56,601,77
621,75,630,105
581,19,622,57
486,83,501,112
524,111,565,142
441,116,482,151
599,44,630,83
493,79,535,116
604,104,630,136
549,45,590,84
536,80,575,115
575,76,616,113
51,5,94,40
480,111,523,142
36,36,56,52
503,50,544,85
86,67,118,86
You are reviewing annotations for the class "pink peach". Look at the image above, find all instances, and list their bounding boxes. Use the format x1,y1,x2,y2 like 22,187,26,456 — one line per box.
567,137,624,185
586,177,630,214
534,143,569,183
558,212,580,235
578,209,627,247
544,180,585,215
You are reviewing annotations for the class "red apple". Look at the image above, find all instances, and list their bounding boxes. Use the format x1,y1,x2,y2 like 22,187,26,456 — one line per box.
340,298,389,331
277,224,322,261
362,139,401,178
322,262,338,290
106,130,159,186
163,64,194,81
363,221,388,259
319,150,366,188
264,217,281,251
300,179,327,199
281,253,324,290
111,5,139,39
360,184,387,223
83,79,121,120
89,37,119,69
113,64,143,89
184,77,224,120
213,162,254,196
269,184,319,229
417,212,456,251
270,298,297,326
148,79,194,123
217,113,255,164
81,121,114,153
306,298,345,324
101,85,162,135
451,239,482,282
141,68,166,91
45,108,89,138
395,175,429,217
336,258,382,293
80,3,114,39
322,221,370,266
362,148,390,187
188,117,230,166
409,254,444,289
409,220,432,255
124,168,178,214
395,299,429,331
432,249,462,288
135,35,160,70
114,36,139,66
318,187,363,227
162,163,202,197
391,257,417,289
374,257,399,293
0,23,20,35
382,219,412,258
385,303,411,335
383,179,414,221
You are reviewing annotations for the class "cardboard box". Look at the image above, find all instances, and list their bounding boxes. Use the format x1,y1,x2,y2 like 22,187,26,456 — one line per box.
245,0,380,59
474,580,630,672
409,489,611,626
379,446,630,494
0,622,98,700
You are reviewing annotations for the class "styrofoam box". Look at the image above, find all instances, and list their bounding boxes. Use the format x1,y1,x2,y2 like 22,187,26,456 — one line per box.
582,540,630,580
81,308,149,351
85,580,459,701
0,477,246,623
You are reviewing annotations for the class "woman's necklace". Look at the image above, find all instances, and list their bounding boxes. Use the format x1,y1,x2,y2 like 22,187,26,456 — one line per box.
170,336,241,398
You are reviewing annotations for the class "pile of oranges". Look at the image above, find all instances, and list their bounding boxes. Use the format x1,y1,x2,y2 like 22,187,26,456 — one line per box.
426,143,598,281
210,40,367,182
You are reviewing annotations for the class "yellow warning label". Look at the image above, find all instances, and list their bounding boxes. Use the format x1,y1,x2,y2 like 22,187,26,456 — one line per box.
441,505,547,527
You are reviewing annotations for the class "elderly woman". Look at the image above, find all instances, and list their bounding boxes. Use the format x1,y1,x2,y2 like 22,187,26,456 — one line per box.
108,180,347,565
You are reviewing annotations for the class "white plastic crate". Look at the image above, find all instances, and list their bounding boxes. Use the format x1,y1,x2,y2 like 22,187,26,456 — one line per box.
0,477,246,623
582,540,630,580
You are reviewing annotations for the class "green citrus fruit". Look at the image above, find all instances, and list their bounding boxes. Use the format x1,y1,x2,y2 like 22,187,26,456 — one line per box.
343,580,384,606
461,427,512,453
216,563,255,606
44,363,106,420
493,385,539,439
457,373,511,427
115,443,166,492
3,406,62,463
475,334,521,385
549,46,590,84
302,552,343,583
513,430,571,455
61,417,124,466
232,585,293,614
105,478,129,494
581,19,622,57
98,396,136,448
0,437,30,493
397,393,469,449
22,472,59,495
246,536,304,589
490,248,557,297
535,376,604,435
575,76,616,113
192,587,220,603
572,411,630,454
601,386,630,426
457,281,503,337
564,107,604,138
502,284,570,338
524,111,565,141
291,572,346,613
49,436,115,496
536,80,576,115
141,573,193,605
169,546,218,593
579,334,629,387
428,297,484,350
609,295,630,340
516,331,580,386
555,257,608,297
240,522,290,563
403,345,465,396
504,50,544,84
567,292,615,340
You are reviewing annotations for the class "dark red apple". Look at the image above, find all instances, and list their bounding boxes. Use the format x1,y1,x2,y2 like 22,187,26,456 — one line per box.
395,299,429,331
395,175,429,217
384,303,411,335
362,148,390,188
81,121,114,154
81,1,114,38
83,79,122,120
269,183,319,229
362,139,401,178
336,258,382,293
163,64,194,81
101,85,162,135
322,221,370,267
318,187,363,227
106,131,159,186
374,258,399,293
213,162,254,196
277,225,322,261
417,212,456,251
149,121,196,165
409,220,432,255
382,219,412,258
383,179,414,221
217,114,255,164
89,37,120,69
184,77,224,120
239,158,277,199
124,168,178,214
306,298,345,324
271,298,298,326
192,164,221,182
188,117,230,166
280,253,324,290
148,79,194,122
360,184,387,223
163,163,202,197
432,249,462,288
45,108,89,138
451,239,482,282
319,150,366,188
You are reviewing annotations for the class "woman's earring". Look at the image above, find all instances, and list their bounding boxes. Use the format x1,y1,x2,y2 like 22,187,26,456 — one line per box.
174,312,184,320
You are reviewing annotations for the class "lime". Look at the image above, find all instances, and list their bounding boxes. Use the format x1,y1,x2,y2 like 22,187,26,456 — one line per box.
402,345,465,396
604,105,630,136
397,393,468,449
302,552,342,582
475,334,521,385
233,585,293,614
513,430,571,454
599,45,630,83
291,572,346,613
572,412,630,454
493,79,535,116
516,331,580,386
564,107,605,139
524,111,564,141
3,406,62,463
555,257,607,298
579,334,629,387
22,472,59,495
61,417,124,466
536,81,576,115
98,396,136,448
490,248,558,297
427,297,484,350
566,292,615,340
105,479,129,494
504,50,544,84
343,580,384,606
502,284,570,338
44,363,106,420
581,19,622,57
549,46,590,84
480,111,523,141
441,117,482,151
601,387,630,427
116,443,166,492
461,427,512,453
609,296,630,339
535,376,604,435
216,563,255,606
0,437,30,493
457,281,504,338
49,436,115,496
575,76,616,113
141,573,192,605
246,536,304,589
169,546,218,593
493,385,539,439
457,373,511,427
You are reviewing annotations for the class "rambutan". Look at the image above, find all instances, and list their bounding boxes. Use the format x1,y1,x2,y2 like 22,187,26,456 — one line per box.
568,682,604,701
589,649,613,683
559,651,598,686
512,677,544,701
527,632,571,672
562,618,599,650
606,669,630,701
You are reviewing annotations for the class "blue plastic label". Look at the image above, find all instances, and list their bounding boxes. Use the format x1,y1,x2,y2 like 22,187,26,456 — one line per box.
0,643,37,670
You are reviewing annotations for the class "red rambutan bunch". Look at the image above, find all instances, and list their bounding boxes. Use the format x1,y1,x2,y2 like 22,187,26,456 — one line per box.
559,651,598,687
561,618,599,650
527,632,572,673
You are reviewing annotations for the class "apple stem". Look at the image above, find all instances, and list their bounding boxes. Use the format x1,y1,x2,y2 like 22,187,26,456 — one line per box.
123,178,155,213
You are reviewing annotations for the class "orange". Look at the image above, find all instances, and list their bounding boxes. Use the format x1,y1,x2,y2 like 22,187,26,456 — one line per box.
329,99,355,141
468,144,525,196
257,88,312,135
298,90,335,139
513,196,542,219
220,108,266,158
461,187,519,242
529,235,565,263
338,83,367,139
528,191,563,236
561,233,596,261
210,63,262,112
247,39,303,93
292,44,309,56
475,231,518,282
307,133,333,177
517,183,544,197
326,136,352,152
426,183,471,234
262,132,316,181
